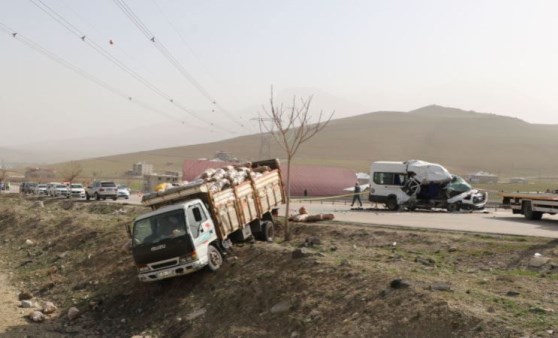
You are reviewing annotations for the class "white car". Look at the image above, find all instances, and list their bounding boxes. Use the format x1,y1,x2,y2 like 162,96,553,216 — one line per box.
52,184,69,197
34,184,48,195
117,185,130,199
66,183,86,199
47,182,62,196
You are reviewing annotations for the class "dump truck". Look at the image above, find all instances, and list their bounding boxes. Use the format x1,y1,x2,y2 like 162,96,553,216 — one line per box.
127,159,285,282
501,191,558,220
369,160,488,211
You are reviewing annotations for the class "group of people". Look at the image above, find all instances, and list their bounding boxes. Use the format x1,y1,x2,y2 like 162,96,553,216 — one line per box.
0,181,10,191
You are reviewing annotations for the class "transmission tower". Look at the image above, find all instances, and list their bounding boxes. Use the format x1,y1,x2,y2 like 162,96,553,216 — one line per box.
250,117,273,159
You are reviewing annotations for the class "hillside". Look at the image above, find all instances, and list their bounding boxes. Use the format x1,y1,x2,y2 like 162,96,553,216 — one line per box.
44,105,558,178
1,194,557,337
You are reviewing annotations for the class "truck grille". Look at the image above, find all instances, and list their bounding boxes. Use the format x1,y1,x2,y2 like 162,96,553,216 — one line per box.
151,259,178,270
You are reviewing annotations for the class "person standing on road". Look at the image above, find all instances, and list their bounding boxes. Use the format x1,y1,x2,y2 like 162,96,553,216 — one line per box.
351,182,363,208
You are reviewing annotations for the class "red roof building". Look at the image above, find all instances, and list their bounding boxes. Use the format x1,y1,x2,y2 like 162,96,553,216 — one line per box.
183,159,356,197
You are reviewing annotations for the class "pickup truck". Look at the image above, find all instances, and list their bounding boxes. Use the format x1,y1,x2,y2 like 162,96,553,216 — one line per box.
127,159,285,282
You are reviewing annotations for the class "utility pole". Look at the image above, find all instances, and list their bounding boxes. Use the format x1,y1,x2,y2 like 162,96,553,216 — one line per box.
250,117,273,160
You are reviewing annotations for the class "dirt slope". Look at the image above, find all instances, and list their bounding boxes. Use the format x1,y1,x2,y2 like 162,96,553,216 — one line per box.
0,194,557,337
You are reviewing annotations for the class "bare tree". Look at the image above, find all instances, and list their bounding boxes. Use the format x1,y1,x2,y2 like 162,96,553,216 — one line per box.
260,87,333,241
61,161,83,184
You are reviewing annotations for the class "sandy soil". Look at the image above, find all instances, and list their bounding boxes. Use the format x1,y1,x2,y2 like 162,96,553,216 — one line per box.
0,270,28,334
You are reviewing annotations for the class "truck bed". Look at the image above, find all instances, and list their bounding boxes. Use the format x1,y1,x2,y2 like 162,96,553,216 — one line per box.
141,159,285,240
501,192,558,201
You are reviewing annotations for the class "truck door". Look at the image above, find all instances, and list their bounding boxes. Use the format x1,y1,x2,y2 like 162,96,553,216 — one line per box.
186,203,217,261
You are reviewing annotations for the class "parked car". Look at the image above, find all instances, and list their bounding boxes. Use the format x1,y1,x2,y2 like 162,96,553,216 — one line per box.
66,183,86,199
34,184,48,195
86,181,117,201
117,185,130,199
25,182,38,194
47,182,62,196
52,184,69,197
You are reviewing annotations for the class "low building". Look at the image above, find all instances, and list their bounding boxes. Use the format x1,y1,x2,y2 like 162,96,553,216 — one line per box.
143,173,181,193
466,171,498,184
25,168,56,182
509,177,528,184
132,162,153,176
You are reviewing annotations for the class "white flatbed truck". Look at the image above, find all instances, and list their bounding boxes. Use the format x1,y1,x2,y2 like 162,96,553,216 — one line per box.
501,192,558,220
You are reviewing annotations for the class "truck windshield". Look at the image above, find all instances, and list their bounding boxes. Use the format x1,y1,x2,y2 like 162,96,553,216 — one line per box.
133,210,188,245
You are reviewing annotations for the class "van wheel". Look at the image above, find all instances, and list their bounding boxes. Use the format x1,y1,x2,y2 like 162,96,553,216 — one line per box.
95,193,100,201
447,203,460,212
386,196,399,211
207,245,223,272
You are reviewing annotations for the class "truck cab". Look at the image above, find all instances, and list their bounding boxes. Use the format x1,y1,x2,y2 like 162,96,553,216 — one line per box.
131,200,220,282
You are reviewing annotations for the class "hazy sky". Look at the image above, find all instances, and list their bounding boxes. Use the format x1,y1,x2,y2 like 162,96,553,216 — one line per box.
2,0,558,147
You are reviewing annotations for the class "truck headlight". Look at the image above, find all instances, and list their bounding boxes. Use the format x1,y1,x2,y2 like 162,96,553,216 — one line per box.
179,251,198,264
137,264,150,272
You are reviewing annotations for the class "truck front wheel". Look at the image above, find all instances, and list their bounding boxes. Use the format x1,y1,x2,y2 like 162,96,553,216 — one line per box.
207,245,223,272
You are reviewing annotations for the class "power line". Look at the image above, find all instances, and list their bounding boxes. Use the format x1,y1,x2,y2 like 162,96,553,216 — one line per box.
28,0,231,132
112,0,249,130
0,21,209,129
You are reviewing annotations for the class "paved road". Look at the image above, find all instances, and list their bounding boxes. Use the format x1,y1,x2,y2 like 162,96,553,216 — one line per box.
5,187,557,238
289,201,558,238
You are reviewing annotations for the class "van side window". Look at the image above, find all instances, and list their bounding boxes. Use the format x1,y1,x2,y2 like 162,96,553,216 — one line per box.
187,204,207,238
374,172,406,186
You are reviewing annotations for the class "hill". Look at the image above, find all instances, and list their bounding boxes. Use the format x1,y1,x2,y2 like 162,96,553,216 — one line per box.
66,105,558,176
45,105,558,178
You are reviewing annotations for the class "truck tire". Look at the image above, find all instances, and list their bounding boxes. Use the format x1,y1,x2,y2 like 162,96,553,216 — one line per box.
95,193,100,201
207,245,223,272
386,196,399,211
86,193,90,201
261,221,274,242
523,201,543,220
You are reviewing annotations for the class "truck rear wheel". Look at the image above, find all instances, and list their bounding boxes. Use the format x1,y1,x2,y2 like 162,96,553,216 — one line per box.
207,245,223,272
261,221,274,242
523,201,543,220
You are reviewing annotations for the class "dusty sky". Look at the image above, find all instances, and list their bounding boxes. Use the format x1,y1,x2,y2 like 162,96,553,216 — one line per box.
2,0,558,147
